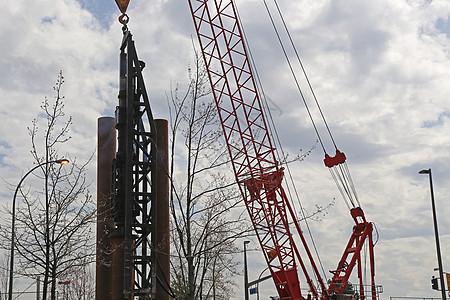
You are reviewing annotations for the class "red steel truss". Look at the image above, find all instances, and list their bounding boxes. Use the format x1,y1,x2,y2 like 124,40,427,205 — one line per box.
187,1,327,299
187,1,378,300
329,207,376,300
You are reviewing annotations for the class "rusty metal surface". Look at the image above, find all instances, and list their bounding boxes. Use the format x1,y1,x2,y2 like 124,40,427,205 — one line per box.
96,117,116,300
155,119,169,300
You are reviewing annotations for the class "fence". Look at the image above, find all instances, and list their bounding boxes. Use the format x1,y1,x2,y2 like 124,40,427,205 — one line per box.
390,297,441,300
0,291,59,300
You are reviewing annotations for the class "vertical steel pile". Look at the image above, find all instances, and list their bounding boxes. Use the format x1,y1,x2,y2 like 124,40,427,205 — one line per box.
154,119,170,300
96,117,116,299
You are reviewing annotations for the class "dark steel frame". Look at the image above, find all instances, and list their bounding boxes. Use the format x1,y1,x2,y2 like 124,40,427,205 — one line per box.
113,27,157,298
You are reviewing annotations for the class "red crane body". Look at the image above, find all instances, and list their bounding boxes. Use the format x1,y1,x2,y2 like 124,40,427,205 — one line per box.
187,1,378,299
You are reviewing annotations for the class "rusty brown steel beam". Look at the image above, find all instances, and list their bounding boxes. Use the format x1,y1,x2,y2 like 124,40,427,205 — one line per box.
154,119,170,300
96,117,116,300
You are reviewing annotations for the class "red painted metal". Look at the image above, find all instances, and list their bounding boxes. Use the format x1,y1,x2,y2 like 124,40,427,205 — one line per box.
324,150,346,168
187,1,378,300
325,151,377,300
329,208,376,300
187,1,328,299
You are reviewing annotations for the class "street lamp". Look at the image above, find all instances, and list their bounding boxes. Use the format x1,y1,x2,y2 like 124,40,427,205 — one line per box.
8,159,69,300
419,168,446,300
256,267,269,300
244,241,250,300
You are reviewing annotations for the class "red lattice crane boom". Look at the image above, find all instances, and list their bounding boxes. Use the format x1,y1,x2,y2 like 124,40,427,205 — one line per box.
187,1,378,300
187,1,326,298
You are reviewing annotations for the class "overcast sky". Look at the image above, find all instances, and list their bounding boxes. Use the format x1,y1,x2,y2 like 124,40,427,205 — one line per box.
1,0,450,299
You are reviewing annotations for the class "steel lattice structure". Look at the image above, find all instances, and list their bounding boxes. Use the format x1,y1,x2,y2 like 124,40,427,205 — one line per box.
187,1,378,300
112,28,157,297
187,1,327,299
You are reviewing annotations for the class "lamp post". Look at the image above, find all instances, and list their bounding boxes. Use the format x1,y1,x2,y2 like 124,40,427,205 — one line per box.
8,159,69,300
419,168,446,300
244,241,250,300
256,267,269,300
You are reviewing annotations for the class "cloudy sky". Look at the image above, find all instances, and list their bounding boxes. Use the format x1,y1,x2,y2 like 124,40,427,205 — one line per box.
1,0,450,299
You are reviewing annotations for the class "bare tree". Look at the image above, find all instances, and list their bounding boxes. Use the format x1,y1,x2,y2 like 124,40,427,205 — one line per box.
168,50,248,300
0,71,96,300
0,254,9,297
167,47,335,299
62,260,95,300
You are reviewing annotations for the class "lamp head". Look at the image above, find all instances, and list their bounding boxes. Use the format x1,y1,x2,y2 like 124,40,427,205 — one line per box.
56,159,70,165
419,169,431,174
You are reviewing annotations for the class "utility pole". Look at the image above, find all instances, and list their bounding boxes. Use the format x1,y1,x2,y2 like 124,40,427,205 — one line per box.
244,241,250,300
419,169,446,300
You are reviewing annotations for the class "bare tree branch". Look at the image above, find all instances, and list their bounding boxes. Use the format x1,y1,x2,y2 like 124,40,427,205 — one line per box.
0,71,95,300
168,49,243,300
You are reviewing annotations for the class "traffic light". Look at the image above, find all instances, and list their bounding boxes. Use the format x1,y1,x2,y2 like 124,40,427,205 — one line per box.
431,276,439,290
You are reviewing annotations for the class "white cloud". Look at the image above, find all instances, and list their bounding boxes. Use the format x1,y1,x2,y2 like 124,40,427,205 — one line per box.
1,0,450,298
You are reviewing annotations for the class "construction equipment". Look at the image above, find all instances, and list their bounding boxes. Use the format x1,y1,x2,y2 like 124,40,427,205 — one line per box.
186,1,381,299
110,1,157,297
109,0,381,299
111,27,157,297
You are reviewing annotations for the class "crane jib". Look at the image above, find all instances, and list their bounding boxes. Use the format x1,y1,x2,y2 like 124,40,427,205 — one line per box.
187,0,379,299
187,0,328,299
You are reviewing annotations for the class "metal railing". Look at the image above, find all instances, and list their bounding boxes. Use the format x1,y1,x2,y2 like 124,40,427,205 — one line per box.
0,291,59,300
328,284,383,300
390,297,442,300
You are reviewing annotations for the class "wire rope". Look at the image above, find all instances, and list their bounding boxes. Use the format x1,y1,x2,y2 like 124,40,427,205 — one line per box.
337,164,356,207
261,0,327,154
264,0,363,211
250,3,379,298
238,0,375,294
236,0,330,286
235,0,302,238
329,169,352,210
259,0,332,284
343,162,361,207
271,0,338,150
238,0,330,285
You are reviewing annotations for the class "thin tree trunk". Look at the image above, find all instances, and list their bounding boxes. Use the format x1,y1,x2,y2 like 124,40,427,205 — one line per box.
43,156,50,300
50,266,57,300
